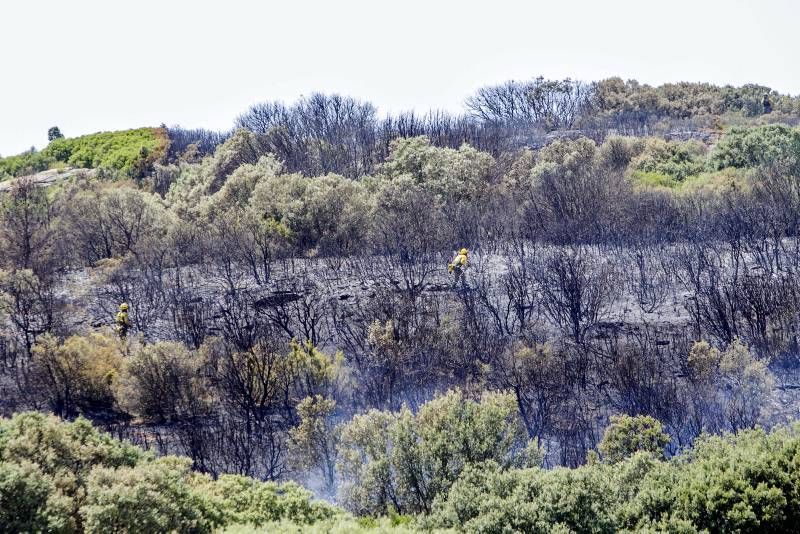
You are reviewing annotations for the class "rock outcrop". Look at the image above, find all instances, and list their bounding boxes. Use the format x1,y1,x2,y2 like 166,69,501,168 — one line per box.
0,168,94,193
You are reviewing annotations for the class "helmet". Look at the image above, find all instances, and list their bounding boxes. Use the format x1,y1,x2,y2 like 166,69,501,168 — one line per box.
459,248,468,256
119,303,129,311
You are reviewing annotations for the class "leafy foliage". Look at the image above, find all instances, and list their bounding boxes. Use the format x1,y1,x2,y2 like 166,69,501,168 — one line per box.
0,459,62,533
597,414,670,463
0,149,53,179
82,456,223,533
337,389,533,515
43,127,168,178
31,333,124,417
711,124,800,172
429,425,800,533
0,412,343,533
0,127,167,180
630,138,707,181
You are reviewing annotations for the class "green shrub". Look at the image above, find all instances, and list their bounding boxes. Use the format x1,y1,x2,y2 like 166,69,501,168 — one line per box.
427,460,626,533
82,456,223,534
0,149,54,178
598,414,670,463
710,124,800,171
337,389,533,515
248,171,372,255
630,170,679,189
380,136,494,201
624,427,800,532
630,138,707,181
0,412,351,532
0,412,144,531
0,460,65,533
198,475,339,527
0,412,143,478
0,127,167,180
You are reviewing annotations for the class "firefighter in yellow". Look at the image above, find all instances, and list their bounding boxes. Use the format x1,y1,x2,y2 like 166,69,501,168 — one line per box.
115,303,131,339
448,248,469,287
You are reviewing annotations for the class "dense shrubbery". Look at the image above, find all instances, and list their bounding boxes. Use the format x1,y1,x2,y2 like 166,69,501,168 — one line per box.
0,149,54,179
592,79,784,119
597,414,670,463
711,123,800,172
428,425,800,533
43,127,168,178
0,127,168,180
4,76,799,182
3,409,800,533
0,412,340,533
630,137,707,182
337,390,535,515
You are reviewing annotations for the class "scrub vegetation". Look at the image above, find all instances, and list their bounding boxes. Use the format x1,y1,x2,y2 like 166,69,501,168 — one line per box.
0,127,167,180
3,76,800,532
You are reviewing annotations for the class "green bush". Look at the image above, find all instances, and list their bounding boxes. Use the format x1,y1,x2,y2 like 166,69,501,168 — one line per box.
427,459,634,533
630,170,679,189
244,170,372,255
0,149,54,178
82,456,223,534
337,389,534,515
623,427,800,532
198,475,339,527
0,412,143,479
380,136,494,202
0,460,63,533
0,412,144,532
710,124,800,171
0,127,168,180
598,414,670,463
630,138,707,181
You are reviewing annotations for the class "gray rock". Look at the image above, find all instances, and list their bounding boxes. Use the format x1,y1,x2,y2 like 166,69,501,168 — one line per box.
0,168,94,193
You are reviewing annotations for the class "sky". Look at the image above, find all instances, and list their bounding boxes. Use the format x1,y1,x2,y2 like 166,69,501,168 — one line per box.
0,0,798,156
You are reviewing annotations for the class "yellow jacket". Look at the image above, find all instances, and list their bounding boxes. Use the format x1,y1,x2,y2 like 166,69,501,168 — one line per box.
448,253,468,272
115,311,130,327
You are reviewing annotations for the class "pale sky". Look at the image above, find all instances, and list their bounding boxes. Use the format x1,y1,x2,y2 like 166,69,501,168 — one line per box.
0,0,797,156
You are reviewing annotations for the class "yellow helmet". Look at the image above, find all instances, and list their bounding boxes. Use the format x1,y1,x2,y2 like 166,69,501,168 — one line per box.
459,248,468,256
119,303,129,311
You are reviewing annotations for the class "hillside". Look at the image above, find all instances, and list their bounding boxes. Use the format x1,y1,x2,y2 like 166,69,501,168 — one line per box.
3,76,800,532
0,127,167,181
